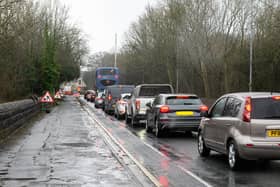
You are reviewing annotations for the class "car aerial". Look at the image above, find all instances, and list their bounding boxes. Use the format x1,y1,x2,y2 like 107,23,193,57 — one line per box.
198,92,280,170
103,85,135,114
94,91,105,109
145,94,208,137
114,93,131,120
126,84,174,126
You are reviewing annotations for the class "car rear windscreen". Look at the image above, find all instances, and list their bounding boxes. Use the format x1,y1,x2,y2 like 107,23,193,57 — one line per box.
109,86,134,97
252,98,280,119
166,96,201,105
99,69,117,75
139,86,172,96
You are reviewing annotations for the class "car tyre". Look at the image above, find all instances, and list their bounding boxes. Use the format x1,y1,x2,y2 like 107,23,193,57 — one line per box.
228,140,242,170
198,132,210,157
145,120,152,133
131,116,138,127
155,119,164,138
116,112,120,120
125,113,131,124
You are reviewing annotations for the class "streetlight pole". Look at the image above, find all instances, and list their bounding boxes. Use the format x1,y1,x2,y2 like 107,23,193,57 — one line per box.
114,33,117,67
249,0,253,92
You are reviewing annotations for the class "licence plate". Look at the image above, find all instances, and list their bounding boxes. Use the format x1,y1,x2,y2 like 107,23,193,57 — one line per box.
267,130,280,137
176,111,194,116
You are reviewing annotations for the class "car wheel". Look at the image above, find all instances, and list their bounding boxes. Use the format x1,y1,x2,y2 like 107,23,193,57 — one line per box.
155,119,164,138
131,116,138,127
228,140,242,170
145,120,152,133
125,113,131,124
198,132,210,157
116,112,120,120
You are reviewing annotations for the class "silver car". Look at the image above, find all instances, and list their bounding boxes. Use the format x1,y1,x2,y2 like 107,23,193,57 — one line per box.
198,92,280,170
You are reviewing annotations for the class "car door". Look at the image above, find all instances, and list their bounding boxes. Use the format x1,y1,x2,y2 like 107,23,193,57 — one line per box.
203,97,227,149
214,97,242,152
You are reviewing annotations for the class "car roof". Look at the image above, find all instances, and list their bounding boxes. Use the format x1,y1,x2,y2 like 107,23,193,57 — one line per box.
158,93,198,97
136,84,172,87
223,92,280,99
106,85,134,89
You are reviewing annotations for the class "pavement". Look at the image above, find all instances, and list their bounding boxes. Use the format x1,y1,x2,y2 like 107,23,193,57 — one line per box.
0,97,146,187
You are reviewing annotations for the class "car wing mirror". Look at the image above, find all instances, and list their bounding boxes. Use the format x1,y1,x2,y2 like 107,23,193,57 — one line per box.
201,111,209,118
146,102,152,108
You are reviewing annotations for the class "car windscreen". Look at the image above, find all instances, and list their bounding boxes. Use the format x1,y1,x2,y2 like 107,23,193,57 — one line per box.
139,86,172,97
251,98,280,119
109,87,134,97
166,96,201,105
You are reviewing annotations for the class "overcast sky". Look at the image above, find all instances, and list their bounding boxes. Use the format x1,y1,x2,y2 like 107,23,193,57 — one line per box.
60,0,157,54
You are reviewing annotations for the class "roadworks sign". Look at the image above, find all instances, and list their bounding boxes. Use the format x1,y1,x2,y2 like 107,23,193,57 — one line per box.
40,91,54,103
54,91,61,99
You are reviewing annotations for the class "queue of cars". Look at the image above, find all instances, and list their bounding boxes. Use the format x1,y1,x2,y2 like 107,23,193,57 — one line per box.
84,85,280,170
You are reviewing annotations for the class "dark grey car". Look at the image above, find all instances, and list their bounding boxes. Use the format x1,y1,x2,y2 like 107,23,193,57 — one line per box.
146,94,208,137
103,85,134,114
198,92,280,170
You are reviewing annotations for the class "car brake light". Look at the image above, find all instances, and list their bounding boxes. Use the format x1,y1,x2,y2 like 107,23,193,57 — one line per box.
108,94,112,101
160,105,170,113
200,105,208,112
136,100,140,111
243,97,251,122
272,96,280,100
176,96,189,99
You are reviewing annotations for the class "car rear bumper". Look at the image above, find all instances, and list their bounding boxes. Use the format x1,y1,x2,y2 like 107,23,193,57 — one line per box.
159,119,200,131
134,114,147,120
239,143,280,160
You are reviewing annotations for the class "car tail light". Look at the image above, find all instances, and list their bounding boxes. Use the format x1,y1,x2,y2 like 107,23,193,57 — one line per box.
243,97,251,122
108,94,112,101
115,75,119,79
246,144,254,147
200,105,208,112
272,96,280,100
160,105,170,113
97,75,102,79
176,96,189,99
136,100,140,111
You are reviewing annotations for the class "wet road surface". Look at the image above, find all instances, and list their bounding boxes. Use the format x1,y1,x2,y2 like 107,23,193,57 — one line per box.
0,97,145,187
83,98,280,187
1,96,280,187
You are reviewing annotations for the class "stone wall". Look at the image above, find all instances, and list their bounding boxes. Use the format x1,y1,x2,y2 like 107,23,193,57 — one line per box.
0,98,40,140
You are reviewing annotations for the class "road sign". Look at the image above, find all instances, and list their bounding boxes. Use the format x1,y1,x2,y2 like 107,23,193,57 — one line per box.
54,91,61,99
40,91,54,103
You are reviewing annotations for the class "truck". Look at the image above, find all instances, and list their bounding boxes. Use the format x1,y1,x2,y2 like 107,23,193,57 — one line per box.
125,84,174,126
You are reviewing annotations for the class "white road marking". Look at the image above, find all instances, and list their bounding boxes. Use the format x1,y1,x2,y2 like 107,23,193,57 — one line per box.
178,166,213,187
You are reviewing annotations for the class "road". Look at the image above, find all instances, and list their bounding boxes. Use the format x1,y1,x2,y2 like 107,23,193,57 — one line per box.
1,96,280,187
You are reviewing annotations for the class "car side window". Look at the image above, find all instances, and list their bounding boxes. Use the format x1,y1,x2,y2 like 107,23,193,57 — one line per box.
210,97,227,117
224,97,242,117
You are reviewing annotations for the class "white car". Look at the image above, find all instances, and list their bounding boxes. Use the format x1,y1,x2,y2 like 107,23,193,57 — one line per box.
114,93,131,120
